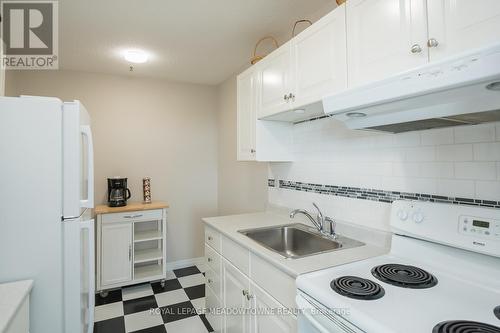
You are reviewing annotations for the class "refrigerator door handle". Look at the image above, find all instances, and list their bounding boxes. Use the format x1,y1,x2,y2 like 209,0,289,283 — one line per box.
81,219,95,333
80,125,94,209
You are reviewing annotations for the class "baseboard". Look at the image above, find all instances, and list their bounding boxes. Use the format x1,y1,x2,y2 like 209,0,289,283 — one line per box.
165,257,205,272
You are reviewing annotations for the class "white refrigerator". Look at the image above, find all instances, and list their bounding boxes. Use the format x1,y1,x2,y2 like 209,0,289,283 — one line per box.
0,96,95,333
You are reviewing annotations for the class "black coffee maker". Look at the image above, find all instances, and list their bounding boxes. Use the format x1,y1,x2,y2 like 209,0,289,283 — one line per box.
107,177,131,207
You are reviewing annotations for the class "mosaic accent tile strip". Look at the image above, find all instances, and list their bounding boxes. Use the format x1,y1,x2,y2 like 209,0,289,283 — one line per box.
269,179,500,209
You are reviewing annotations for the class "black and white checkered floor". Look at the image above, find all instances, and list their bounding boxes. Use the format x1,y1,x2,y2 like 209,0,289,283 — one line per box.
94,265,213,333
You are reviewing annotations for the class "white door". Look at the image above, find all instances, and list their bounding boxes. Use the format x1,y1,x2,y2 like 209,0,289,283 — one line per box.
101,222,133,286
292,5,347,108
237,68,257,161
427,0,500,61
346,0,428,87
249,281,296,333
223,260,250,333
256,42,293,118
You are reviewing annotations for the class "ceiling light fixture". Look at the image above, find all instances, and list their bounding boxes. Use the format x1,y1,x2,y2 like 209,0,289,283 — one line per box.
123,49,148,64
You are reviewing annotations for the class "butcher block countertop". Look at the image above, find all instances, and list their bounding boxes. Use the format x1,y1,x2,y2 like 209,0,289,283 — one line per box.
95,201,169,214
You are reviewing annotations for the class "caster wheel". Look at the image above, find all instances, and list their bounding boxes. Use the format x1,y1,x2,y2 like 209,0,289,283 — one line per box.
99,290,109,298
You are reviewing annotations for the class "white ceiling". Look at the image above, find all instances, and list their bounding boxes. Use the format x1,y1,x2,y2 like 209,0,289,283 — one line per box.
59,0,336,85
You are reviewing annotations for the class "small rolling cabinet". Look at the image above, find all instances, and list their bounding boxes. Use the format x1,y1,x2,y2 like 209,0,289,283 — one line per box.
95,202,168,296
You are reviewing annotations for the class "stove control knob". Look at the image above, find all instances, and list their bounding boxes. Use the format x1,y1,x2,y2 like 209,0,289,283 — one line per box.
413,211,424,223
397,209,409,221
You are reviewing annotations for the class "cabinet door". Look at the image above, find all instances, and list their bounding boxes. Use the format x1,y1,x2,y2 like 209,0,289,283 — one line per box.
206,285,223,333
237,69,257,161
427,0,500,61
223,260,250,333
292,5,347,108
101,223,132,286
346,0,428,87
256,42,293,118
249,281,296,333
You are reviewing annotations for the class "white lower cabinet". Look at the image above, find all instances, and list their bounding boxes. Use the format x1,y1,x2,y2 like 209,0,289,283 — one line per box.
223,260,251,333
250,280,297,333
204,226,297,333
100,222,133,286
96,206,168,292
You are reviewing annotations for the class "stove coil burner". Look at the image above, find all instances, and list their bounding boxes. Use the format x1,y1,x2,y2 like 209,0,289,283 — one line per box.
495,306,500,320
330,276,385,300
371,264,438,289
433,321,500,333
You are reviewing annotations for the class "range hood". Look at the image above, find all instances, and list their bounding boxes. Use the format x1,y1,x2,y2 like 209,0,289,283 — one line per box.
323,43,500,133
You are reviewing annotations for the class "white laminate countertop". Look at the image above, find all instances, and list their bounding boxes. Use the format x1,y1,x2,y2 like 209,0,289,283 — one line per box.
0,279,33,332
202,209,391,278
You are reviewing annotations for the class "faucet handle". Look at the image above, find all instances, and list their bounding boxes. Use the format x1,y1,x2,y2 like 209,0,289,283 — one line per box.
324,216,337,238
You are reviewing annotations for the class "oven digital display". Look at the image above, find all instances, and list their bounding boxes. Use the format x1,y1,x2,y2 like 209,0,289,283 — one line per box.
472,220,490,228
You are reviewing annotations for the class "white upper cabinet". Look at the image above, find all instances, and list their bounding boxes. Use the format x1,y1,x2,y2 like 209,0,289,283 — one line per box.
237,69,257,161
427,0,500,61
346,0,428,87
292,5,347,109
236,66,294,162
256,42,293,119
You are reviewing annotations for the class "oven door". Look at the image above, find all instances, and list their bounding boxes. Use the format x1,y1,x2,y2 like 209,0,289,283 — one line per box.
296,292,363,333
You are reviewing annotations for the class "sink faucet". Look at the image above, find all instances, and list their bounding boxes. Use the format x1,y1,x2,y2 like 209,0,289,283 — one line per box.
290,203,337,238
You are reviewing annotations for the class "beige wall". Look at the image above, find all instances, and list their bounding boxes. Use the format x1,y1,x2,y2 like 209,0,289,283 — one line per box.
6,70,218,262
216,75,268,215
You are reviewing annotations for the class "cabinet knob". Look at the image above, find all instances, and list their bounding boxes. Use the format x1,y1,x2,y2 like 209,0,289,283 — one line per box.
410,44,422,54
246,293,254,301
242,289,248,296
207,236,213,241
250,149,256,154
208,279,213,284
207,257,212,262
427,38,439,48
288,93,295,101
283,94,289,101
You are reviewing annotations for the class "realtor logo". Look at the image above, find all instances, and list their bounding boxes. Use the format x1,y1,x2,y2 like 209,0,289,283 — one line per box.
1,1,58,69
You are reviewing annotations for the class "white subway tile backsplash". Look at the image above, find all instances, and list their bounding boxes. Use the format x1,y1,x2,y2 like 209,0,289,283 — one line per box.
454,162,497,180
270,118,500,215
475,181,500,201
392,132,421,147
421,128,454,146
435,144,473,161
420,162,454,178
405,146,435,162
436,179,475,198
454,124,496,143
473,142,500,161
392,163,420,177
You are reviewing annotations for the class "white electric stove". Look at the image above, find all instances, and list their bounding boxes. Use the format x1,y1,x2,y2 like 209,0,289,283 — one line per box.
296,200,500,333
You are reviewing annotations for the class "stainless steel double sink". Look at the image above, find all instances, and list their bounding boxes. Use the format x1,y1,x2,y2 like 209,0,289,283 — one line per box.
238,223,364,259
